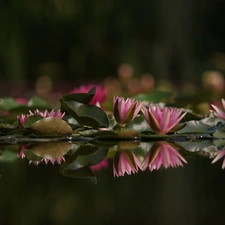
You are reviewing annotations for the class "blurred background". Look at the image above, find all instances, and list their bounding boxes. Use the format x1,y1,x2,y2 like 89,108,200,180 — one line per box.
1,1,225,224
1,0,225,98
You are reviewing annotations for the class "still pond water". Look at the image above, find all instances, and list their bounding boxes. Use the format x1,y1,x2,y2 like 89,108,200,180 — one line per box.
0,139,225,225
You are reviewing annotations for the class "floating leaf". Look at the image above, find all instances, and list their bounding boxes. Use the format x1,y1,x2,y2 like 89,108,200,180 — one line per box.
177,117,224,134
29,117,73,136
61,100,109,128
213,130,225,139
27,97,48,107
62,167,97,184
0,98,20,111
61,87,96,104
124,115,149,131
23,115,44,128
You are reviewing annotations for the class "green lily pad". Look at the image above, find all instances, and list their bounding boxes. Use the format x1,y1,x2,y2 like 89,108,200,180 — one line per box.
29,117,73,136
0,98,20,111
61,87,96,104
61,100,109,128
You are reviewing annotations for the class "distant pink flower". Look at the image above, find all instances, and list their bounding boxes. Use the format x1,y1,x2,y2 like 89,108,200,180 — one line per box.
143,141,187,171
16,98,27,104
91,159,108,171
113,150,142,177
211,149,225,169
17,109,65,125
211,98,225,119
142,105,186,134
113,96,143,128
70,84,106,105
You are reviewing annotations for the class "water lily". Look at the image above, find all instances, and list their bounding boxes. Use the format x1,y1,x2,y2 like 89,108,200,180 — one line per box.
211,98,225,119
143,141,187,171
113,150,142,177
91,159,108,171
113,96,143,128
142,105,186,134
70,84,106,105
17,109,65,125
211,149,225,169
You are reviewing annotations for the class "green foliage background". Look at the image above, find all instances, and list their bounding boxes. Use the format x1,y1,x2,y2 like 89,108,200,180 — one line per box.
1,0,225,82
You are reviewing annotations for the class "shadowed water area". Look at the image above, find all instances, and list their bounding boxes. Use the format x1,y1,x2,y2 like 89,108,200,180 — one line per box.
1,137,225,225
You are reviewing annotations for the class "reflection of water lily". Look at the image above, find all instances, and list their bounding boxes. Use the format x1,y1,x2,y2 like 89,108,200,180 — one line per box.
142,105,186,134
211,149,225,169
113,96,143,128
91,159,108,171
18,142,71,165
113,150,142,177
143,141,187,171
211,98,225,119
17,109,65,125
70,84,106,105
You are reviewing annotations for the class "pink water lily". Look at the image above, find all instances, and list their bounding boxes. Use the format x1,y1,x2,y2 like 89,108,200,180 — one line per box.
17,109,65,125
70,84,106,105
211,149,225,169
142,105,186,134
113,96,143,128
143,141,187,171
211,98,225,119
113,150,142,177
91,159,108,171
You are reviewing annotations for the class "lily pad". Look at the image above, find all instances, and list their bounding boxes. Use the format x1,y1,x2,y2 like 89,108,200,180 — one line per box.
29,117,73,136
61,100,109,128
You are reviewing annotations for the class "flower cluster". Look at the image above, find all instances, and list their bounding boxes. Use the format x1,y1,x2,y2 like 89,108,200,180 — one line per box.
18,109,65,125
113,96,186,134
142,141,187,171
113,141,187,177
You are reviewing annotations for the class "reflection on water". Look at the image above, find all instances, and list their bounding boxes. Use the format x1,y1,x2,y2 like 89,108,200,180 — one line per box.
0,138,224,182
1,139,225,225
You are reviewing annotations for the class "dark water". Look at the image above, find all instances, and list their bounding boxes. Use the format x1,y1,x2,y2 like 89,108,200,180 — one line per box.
0,140,225,225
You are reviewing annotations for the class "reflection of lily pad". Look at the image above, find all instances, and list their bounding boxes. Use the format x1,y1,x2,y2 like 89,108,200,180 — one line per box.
62,145,109,171
62,167,97,184
28,142,72,160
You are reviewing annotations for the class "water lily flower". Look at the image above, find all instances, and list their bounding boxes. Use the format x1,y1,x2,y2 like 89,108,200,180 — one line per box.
69,84,106,105
211,149,225,169
143,141,187,171
142,105,186,134
113,150,142,177
113,96,143,128
91,159,108,171
211,98,225,119
17,109,65,125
